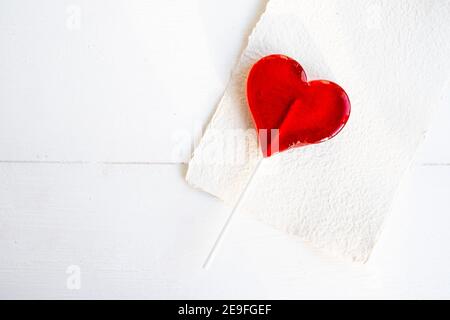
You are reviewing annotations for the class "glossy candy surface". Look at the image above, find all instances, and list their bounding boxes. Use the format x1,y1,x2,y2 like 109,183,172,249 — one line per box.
247,55,351,157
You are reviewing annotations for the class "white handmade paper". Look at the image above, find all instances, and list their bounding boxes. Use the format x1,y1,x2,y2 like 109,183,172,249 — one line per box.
186,0,450,261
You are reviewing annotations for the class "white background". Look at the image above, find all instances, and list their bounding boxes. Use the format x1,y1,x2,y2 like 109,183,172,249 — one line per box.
1,0,449,299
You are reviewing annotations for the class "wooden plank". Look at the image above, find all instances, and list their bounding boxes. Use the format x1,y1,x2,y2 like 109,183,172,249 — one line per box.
0,0,264,163
0,0,448,164
0,163,449,298
0,163,228,298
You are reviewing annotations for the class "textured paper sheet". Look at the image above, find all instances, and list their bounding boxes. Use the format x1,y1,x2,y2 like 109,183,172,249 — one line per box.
186,0,450,261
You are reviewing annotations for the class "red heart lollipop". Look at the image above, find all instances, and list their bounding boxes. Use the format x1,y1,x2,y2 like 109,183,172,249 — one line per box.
246,54,351,157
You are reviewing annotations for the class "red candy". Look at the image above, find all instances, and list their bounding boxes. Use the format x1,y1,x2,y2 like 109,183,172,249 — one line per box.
246,54,351,157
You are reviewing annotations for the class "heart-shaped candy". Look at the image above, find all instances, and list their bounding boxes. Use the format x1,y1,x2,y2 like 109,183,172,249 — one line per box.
246,54,351,157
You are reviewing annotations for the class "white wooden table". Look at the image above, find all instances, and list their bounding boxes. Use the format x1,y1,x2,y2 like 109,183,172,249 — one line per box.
1,0,449,299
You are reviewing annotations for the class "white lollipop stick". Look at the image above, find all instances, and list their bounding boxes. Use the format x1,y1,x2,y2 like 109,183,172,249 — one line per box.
203,129,278,269
202,158,263,269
